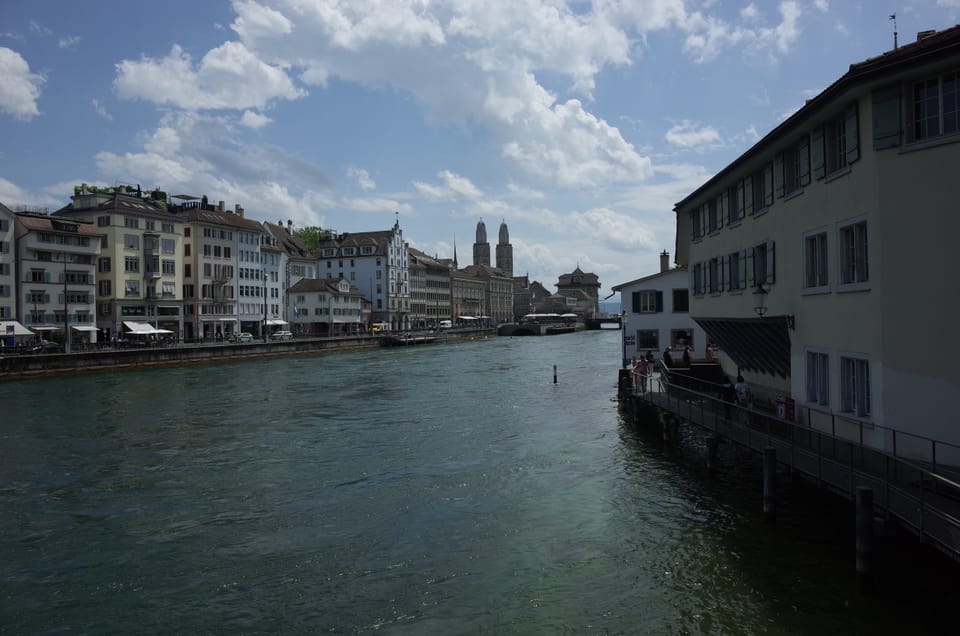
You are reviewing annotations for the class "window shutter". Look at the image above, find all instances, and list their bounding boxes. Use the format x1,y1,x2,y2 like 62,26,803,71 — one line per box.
655,291,663,312
845,103,860,165
872,84,902,149
764,164,774,206
774,153,785,198
720,255,728,291
799,135,811,186
720,191,729,225
740,249,749,289
743,175,753,214
747,248,755,287
631,291,640,313
811,126,825,179
766,240,776,284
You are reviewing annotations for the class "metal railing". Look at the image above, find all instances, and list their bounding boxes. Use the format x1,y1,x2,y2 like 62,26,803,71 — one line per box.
623,366,960,563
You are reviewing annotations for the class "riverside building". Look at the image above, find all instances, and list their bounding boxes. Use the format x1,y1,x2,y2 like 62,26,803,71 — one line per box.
673,25,960,451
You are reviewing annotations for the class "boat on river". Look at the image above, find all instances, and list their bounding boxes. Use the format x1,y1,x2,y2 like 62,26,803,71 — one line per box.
379,333,441,346
498,313,584,336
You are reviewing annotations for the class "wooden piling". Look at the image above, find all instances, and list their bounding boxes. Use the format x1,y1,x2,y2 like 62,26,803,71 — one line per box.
856,486,874,582
763,447,777,518
553,365,558,384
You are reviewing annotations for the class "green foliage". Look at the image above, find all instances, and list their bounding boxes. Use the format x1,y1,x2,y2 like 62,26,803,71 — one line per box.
295,226,331,252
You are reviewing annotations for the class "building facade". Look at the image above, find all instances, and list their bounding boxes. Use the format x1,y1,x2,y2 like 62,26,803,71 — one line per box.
0,203,14,322
408,247,452,329
287,277,364,336
556,267,601,317
14,213,102,350
53,186,182,342
612,251,705,368
674,25,960,450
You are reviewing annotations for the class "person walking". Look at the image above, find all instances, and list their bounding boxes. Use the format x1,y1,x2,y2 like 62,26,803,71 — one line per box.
662,346,673,368
636,355,649,393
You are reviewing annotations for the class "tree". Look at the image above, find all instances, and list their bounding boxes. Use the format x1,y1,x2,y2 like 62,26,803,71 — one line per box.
295,226,331,252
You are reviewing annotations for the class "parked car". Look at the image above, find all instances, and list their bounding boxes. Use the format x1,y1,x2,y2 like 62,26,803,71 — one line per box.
229,332,254,343
271,330,294,340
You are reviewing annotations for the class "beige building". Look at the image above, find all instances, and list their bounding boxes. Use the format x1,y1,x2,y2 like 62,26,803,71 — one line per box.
408,247,452,329
54,186,183,341
674,25,960,452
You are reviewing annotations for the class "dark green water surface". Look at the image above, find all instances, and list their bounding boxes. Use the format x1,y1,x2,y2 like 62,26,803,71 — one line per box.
1,331,954,634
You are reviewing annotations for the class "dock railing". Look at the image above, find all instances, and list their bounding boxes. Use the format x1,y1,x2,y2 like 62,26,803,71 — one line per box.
625,366,960,563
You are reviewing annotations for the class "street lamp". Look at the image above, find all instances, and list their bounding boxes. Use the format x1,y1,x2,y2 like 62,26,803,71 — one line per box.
262,268,268,342
61,252,71,354
753,281,769,317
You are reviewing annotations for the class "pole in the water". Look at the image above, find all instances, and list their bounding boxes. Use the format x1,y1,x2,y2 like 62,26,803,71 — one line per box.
553,365,557,384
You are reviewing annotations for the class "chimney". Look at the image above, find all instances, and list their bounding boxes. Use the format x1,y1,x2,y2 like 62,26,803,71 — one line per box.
218,200,225,213
660,250,670,273
287,219,293,232
235,204,244,218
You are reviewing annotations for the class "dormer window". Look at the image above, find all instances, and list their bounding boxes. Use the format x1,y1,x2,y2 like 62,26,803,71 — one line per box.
322,248,337,257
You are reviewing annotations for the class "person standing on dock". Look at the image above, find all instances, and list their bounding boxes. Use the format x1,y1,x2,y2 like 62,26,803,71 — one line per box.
662,346,673,368
636,355,649,393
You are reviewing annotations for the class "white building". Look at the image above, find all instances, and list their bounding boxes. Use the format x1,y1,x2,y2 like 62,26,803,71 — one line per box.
318,219,410,330
673,25,960,452
287,277,364,336
612,251,706,368
0,203,15,324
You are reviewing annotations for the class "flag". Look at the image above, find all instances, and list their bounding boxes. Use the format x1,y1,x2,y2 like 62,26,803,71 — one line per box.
889,13,896,20
294,305,299,317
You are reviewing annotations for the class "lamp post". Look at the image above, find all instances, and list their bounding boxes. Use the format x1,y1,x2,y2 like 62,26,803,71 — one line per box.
61,252,71,354
262,268,268,343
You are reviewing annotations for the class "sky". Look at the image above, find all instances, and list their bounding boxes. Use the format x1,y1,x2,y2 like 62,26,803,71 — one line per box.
2,1,959,299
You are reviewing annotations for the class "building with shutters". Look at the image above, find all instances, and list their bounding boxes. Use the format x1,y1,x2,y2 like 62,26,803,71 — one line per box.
673,25,960,449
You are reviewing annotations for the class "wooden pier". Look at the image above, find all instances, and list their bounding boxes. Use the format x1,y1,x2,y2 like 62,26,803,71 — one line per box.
619,367,960,566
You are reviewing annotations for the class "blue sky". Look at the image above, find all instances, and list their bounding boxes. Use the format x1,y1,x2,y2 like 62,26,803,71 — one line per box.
2,1,959,297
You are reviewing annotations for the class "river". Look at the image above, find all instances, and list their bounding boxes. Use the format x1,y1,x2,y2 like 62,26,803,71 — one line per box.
0,330,954,634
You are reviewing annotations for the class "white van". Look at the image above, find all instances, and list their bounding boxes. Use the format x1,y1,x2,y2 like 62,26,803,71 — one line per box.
438,320,452,329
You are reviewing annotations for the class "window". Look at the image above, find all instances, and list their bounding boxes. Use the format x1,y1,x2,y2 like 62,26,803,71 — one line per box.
707,257,720,293
839,221,868,285
184,227,191,237
707,198,722,233
751,163,774,212
806,351,829,406
751,241,775,286
124,280,140,297
146,221,155,230
631,290,662,313
691,206,705,240
913,70,959,140
124,217,139,229
162,223,174,233
98,257,111,273
184,244,191,257
123,234,139,249
184,264,191,278
162,281,175,296
841,356,870,417
692,262,705,296
636,330,658,349
813,103,860,178
779,134,811,196
672,289,689,312
727,251,746,291
161,238,176,254
99,280,111,296
124,256,139,272
162,259,176,275
804,232,829,289
97,216,111,227
724,185,742,224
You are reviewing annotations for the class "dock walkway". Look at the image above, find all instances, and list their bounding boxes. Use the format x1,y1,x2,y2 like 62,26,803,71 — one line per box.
621,367,960,564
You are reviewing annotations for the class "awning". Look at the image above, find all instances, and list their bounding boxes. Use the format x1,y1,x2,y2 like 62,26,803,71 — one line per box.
267,319,288,326
459,316,477,320
153,329,174,334
32,326,59,331
1,320,34,336
123,321,154,333
71,325,99,332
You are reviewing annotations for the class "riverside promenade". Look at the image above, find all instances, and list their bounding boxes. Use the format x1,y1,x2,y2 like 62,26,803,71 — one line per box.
619,364,960,568
0,328,495,380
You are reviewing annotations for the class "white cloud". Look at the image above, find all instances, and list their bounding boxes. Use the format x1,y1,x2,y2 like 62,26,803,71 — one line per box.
507,183,545,200
664,120,721,149
29,21,53,37
938,0,960,7
239,110,272,128
91,98,112,121
814,0,829,12
413,170,482,200
113,42,306,110
0,47,44,120
58,35,80,48
347,166,376,190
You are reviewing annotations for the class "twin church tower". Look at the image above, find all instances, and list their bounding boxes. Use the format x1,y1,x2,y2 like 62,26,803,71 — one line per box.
471,219,512,276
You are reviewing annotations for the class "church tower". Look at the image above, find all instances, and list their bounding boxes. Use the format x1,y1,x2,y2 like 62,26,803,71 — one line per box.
496,219,513,277
473,219,491,267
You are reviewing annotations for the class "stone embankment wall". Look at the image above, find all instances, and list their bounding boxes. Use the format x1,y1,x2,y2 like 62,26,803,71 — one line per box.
0,329,495,380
